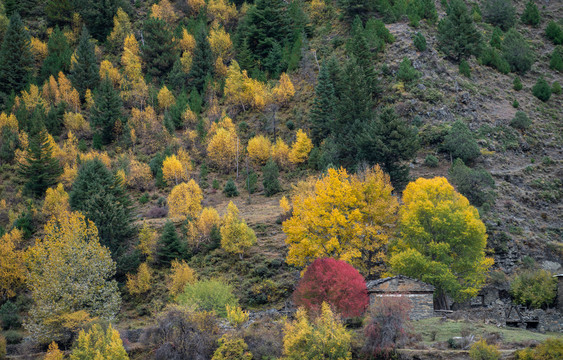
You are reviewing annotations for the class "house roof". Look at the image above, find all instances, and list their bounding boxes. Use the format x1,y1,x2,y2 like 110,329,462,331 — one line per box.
366,275,435,293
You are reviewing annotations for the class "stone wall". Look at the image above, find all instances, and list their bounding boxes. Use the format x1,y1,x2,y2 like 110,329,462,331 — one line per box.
370,293,435,321
557,277,563,311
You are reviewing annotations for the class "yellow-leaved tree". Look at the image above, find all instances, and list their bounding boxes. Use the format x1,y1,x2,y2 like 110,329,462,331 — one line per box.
44,341,64,360
0,229,26,299
42,183,70,219
137,222,158,263
107,7,133,52
283,166,398,275
127,159,153,190
70,324,128,360
273,72,295,105
220,202,256,259
121,34,148,108
162,154,187,185
158,85,176,111
167,259,197,296
168,180,203,219
208,25,233,60
289,129,313,165
247,135,272,166
100,60,122,88
207,0,237,27
186,207,221,251
389,177,493,309
271,137,291,169
151,0,177,23
224,60,271,111
207,118,238,172
126,262,152,295
24,212,120,343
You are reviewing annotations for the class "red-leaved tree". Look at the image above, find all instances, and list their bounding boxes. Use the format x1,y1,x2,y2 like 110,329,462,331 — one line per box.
293,258,368,317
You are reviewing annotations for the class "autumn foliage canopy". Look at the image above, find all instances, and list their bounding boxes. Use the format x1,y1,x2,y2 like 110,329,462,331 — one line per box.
293,258,368,318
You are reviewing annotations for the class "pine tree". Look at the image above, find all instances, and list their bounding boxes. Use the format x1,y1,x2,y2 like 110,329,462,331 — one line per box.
262,158,281,196
69,159,135,261
90,76,122,145
437,0,481,61
443,120,481,163
141,17,177,80
521,0,540,27
189,26,214,93
70,26,99,98
310,63,336,146
19,130,63,197
73,0,119,41
348,16,377,98
40,27,72,82
45,0,73,26
532,77,551,102
0,13,33,98
158,221,186,266
549,46,563,72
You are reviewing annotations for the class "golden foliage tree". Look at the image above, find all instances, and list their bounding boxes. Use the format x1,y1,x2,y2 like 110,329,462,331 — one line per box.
389,177,493,307
220,202,256,259
207,0,237,27
63,112,90,136
0,229,25,299
126,262,152,295
100,60,122,88
137,222,158,263
121,34,148,108
208,26,233,60
158,85,175,111
151,0,177,23
0,112,18,132
57,72,80,112
207,127,237,172
30,37,48,64
162,154,187,185
187,0,206,15
21,85,47,112
24,212,120,343
247,135,272,166
128,106,166,152
44,341,64,360
127,159,153,190
186,207,221,250
273,72,295,105
70,324,128,360
42,183,70,219
283,303,352,360
271,137,290,169
179,29,196,54
168,259,197,296
283,166,398,275
107,8,133,52
289,129,313,165
224,60,271,111
168,180,203,219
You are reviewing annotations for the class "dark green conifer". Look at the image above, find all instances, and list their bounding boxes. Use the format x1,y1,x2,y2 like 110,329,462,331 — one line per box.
189,27,214,93
521,0,540,27
263,159,281,196
70,26,99,98
223,179,239,197
309,63,335,146
443,120,480,163
73,0,119,41
490,27,503,49
90,76,122,145
550,46,563,72
513,76,523,90
437,0,481,61
502,28,535,74
40,27,72,82
532,77,551,102
483,0,516,31
19,129,62,197
0,13,33,98
45,0,73,26
157,221,186,266
142,17,178,80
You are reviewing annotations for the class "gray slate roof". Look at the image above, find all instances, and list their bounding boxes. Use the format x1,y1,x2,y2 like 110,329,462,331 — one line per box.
366,275,435,292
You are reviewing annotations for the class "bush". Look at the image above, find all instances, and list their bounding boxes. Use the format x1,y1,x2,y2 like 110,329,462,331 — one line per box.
469,339,501,360
512,99,519,108
223,179,239,197
71,324,128,360
513,76,522,91
293,258,368,318
515,338,563,360
211,335,252,360
177,279,238,317
521,1,540,27
550,46,563,72
459,59,471,77
480,46,510,74
545,21,563,45
245,169,257,194
449,159,496,208
424,154,439,167
262,159,281,197
483,0,516,30
510,111,531,130
443,120,480,163
502,28,535,74
510,269,557,308
0,301,21,329
244,318,283,360
3,330,22,345
490,27,502,49
397,57,420,82
552,81,562,95
532,77,551,102
212,179,220,190
413,32,426,51
363,297,411,358
143,307,219,360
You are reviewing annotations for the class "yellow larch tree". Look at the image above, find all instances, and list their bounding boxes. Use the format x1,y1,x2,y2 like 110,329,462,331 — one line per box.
177,148,193,174
207,127,237,172
44,341,64,360
0,112,18,132
70,324,128,360
179,29,196,54
0,229,26,299
126,262,152,295
271,137,290,169
186,206,221,250
57,72,81,112
168,180,203,219
158,85,176,111
42,75,60,105
207,0,237,27
128,106,167,152
60,131,79,166
100,60,122,88
187,0,206,15
63,112,90,136
289,129,313,164
162,154,186,185
107,8,132,51
127,159,153,190
167,259,197,296
60,163,78,187
247,135,272,166
21,85,48,112
273,72,295,105
121,34,148,108
30,37,48,65
42,183,70,219
282,166,399,275
220,201,256,259
208,26,233,60
137,222,158,263
151,0,177,23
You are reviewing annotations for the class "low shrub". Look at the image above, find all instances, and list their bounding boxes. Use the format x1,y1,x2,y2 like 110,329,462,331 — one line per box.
510,269,557,308
223,179,239,197
532,77,551,102
424,154,439,167
510,111,531,130
177,279,238,317
469,339,500,360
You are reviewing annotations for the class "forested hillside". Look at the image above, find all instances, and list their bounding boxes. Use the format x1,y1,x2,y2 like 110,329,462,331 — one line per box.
0,0,561,359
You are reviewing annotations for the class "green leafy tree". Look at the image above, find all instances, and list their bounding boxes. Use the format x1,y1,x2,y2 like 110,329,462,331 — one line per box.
545,21,563,45
483,0,516,30
550,46,563,72
459,59,471,77
41,27,72,82
90,76,122,145
449,159,496,208
511,269,557,309
262,158,281,196
389,177,494,308
70,324,128,360
177,279,238,317
397,57,420,82
510,111,531,130
513,76,523,90
157,221,186,265
189,26,214,93
502,28,534,74
19,130,62,197
0,13,33,98
69,159,135,261
437,0,481,61
442,120,480,163
532,77,551,102
413,32,427,51
521,0,540,27
70,26,99,98
141,16,177,80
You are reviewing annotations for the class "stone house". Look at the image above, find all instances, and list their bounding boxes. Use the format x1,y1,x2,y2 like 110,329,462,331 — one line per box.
366,275,435,320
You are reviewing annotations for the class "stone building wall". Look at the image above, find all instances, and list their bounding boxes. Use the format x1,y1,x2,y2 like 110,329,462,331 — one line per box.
369,293,435,321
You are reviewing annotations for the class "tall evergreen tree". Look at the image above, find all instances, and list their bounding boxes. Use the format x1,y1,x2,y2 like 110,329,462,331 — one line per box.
348,16,377,98
142,17,177,80
521,0,540,27
0,13,33,99
188,27,214,93
70,26,99,98
90,76,122,145
18,129,62,197
437,0,481,61
310,63,336,146
157,221,186,266
263,159,282,196
69,159,135,260
40,26,72,82
45,0,73,26
73,0,119,41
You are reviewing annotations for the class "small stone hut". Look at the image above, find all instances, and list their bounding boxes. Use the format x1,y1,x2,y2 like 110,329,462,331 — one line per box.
366,275,435,320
